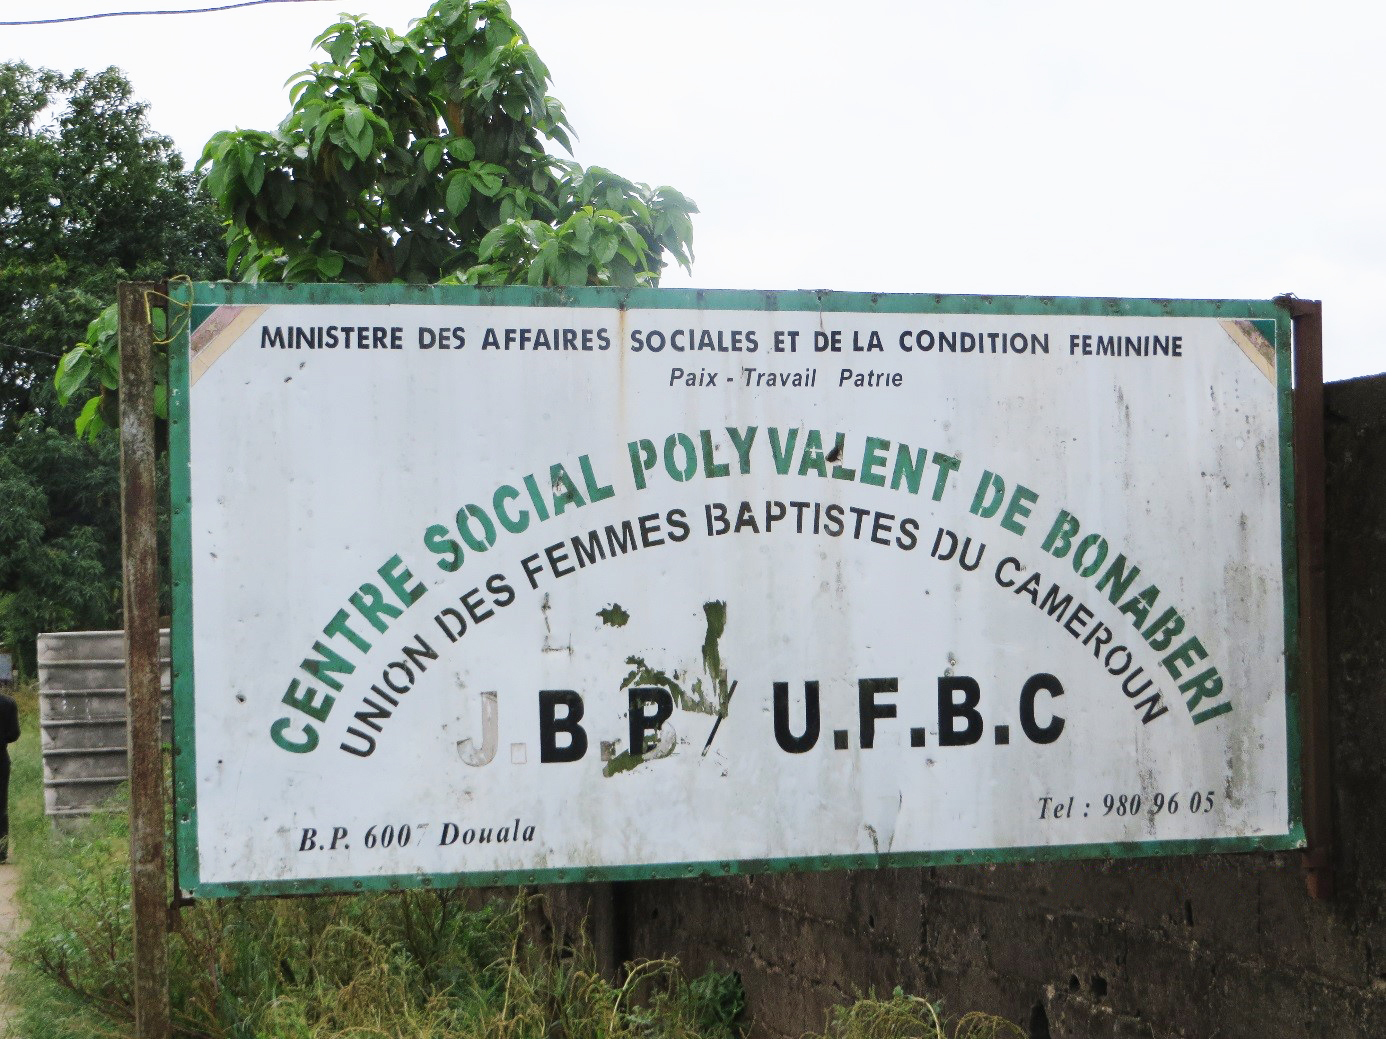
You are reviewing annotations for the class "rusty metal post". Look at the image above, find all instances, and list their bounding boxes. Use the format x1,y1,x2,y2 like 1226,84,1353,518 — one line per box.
1276,295,1332,900
119,282,172,1036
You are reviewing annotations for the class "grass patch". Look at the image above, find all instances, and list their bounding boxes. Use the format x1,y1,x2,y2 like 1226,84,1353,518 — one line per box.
3,681,745,1039
807,989,1024,1039
5,682,1020,1039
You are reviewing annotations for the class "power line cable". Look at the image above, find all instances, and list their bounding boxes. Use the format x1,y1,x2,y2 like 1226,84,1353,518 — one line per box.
0,341,67,361
0,0,326,27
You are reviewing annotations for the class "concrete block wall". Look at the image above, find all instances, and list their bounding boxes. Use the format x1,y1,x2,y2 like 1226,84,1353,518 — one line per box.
38,629,171,821
605,374,1386,1039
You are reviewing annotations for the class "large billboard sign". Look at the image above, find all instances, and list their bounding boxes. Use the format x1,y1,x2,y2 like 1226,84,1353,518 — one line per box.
171,285,1302,897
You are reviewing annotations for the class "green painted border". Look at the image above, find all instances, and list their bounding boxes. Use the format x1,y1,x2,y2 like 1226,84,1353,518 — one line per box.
169,283,1304,899
191,831,1302,899
181,281,1292,321
169,279,201,893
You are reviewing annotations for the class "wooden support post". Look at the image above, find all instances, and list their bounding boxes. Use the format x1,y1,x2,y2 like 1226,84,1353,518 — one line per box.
119,281,172,1037
592,881,623,980
1277,294,1332,900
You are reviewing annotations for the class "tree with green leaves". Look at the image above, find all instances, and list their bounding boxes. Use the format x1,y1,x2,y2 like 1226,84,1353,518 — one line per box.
1,62,223,434
57,0,697,433
0,63,221,673
0,424,126,677
198,0,695,287
32,0,697,668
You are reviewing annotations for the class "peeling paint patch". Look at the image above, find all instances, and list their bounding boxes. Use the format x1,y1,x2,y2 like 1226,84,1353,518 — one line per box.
609,601,740,762
1221,318,1275,382
597,603,630,627
701,600,727,685
621,655,694,702
540,592,571,654
603,750,644,777
698,600,736,754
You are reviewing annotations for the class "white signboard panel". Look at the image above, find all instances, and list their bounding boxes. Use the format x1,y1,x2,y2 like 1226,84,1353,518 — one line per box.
171,286,1301,896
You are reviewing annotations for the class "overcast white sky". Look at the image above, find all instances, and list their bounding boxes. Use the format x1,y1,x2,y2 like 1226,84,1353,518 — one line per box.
5,0,1383,381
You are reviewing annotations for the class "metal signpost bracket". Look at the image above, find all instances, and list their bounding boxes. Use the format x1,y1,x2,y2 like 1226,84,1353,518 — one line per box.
1275,294,1333,900
120,281,173,1036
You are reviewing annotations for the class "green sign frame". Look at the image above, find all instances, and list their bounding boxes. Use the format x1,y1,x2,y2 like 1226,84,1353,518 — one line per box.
170,283,1303,899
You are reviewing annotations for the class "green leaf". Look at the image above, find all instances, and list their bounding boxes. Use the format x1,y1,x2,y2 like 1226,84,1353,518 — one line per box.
607,254,638,288
324,28,354,65
227,236,247,274
535,239,560,278
477,224,510,260
422,140,444,171
242,150,265,195
296,99,324,139
283,252,319,282
54,348,92,405
445,138,476,162
445,172,472,215
572,212,593,254
75,395,105,440
620,222,646,251
317,253,345,278
473,171,502,197
354,130,374,162
343,104,367,142
312,19,354,49
96,359,120,391
94,304,119,341
555,253,587,287
270,176,295,218
153,384,168,422
592,234,618,266
204,157,230,200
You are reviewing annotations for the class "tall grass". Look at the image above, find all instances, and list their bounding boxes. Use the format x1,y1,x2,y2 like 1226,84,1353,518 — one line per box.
4,681,746,1039
4,683,1020,1039
806,990,1024,1039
